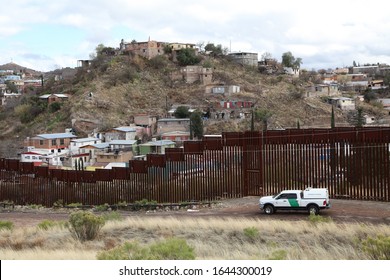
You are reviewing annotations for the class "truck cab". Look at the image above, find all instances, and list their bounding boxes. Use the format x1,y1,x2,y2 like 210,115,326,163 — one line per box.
259,188,331,215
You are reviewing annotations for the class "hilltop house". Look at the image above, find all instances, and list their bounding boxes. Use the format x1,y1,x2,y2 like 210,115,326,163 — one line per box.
205,84,240,96
228,52,258,67
179,66,213,84
119,39,165,59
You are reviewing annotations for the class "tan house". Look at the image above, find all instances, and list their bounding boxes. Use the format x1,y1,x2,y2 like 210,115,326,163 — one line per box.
180,66,213,84
120,39,165,59
134,114,158,136
167,42,197,52
95,150,133,164
306,84,339,98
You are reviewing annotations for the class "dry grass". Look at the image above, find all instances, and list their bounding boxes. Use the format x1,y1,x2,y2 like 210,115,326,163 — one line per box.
0,216,389,260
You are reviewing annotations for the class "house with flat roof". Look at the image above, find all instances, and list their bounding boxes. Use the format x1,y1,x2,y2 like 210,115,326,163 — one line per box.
139,140,175,155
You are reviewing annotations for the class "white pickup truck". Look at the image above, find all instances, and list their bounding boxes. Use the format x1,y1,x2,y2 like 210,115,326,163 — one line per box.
259,187,331,215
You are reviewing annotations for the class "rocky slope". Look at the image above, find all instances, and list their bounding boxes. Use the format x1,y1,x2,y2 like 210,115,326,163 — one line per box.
0,54,353,158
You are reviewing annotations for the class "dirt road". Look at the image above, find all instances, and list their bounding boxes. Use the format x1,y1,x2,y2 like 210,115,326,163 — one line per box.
1,197,390,227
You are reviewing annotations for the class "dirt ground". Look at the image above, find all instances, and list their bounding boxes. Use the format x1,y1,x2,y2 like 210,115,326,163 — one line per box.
1,197,390,227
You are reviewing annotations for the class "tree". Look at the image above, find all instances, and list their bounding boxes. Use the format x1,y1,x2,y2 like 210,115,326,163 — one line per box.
281,51,302,70
174,106,190,118
176,48,201,66
261,52,273,61
352,107,365,128
331,105,335,128
190,111,203,139
89,43,106,59
5,80,18,93
204,43,226,57
196,41,205,52
254,108,273,131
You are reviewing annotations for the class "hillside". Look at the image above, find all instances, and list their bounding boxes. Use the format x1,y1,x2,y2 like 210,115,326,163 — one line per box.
0,53,357,158
0,62,42,76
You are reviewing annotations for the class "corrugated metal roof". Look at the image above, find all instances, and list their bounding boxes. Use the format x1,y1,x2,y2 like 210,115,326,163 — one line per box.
140,140,175,146
158,118,190,122
114,126,137,132
70,137,100,143
109,140,137,145
37,133,77,139
39,94,69,99
80,143,109,149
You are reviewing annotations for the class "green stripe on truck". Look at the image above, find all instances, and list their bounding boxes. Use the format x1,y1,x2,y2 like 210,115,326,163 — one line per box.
288,199,299,207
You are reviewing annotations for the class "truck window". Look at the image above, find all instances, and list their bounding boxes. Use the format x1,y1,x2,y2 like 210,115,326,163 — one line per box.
286,193,297,199
277,194,288,199
300,191,303,199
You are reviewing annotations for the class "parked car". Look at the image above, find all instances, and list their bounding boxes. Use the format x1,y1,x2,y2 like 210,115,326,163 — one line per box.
259,187,331,215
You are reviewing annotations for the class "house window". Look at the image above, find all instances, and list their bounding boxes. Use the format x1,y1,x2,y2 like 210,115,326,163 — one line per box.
32,156,37,160
39,140,43,146
51,139,56,145
25,156,31,159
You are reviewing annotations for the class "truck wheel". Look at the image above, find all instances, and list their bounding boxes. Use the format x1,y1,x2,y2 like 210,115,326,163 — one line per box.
308,205,319,215
264,205,274,215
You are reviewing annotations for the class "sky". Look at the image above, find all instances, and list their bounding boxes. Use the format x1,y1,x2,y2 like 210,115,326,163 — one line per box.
1,0,390,72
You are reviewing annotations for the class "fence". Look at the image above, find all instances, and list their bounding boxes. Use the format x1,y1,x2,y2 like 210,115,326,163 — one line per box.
1,127,390,207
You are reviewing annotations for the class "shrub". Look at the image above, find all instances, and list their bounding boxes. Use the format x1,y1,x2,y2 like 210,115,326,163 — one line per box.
94,203,110,212
308,213,332,224
0,221,14,231
67,202,83,208
97,242,148,260
97,238,195,260
68,211,105,242
148,238,195,260
37,220,58,230
268,249,287,260
49,102,62,113
149,55,168,69
243,227,259,240
362,235,390,260
101,211,123,222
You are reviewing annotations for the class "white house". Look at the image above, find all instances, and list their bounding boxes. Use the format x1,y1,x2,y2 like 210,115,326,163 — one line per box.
329,97,356,111
69,137,101,153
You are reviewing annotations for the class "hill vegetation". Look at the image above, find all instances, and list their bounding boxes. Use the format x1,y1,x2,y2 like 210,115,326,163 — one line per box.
1,215,390,260
0,48,375,158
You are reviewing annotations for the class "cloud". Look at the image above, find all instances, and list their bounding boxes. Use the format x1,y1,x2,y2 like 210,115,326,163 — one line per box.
1,0,390,71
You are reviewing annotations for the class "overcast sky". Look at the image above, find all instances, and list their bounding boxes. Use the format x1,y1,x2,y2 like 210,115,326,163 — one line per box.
1,0,389,72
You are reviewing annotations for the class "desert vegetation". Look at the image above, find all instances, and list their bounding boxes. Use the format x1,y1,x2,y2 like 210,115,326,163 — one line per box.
0,212,389,260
